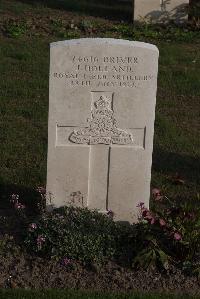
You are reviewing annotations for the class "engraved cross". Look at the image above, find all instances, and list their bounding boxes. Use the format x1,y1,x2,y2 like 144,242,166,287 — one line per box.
57,91,145,212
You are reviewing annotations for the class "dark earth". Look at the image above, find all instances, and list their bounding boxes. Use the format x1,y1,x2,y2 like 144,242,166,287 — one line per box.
1,249,200,295
0,211,200,295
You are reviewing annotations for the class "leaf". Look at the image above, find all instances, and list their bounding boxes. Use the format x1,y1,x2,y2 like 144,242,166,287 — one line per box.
157,249,169,269
133,248,155,269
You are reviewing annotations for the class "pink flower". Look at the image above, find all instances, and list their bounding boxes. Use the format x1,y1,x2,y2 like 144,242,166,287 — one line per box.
10,194,25,210
136,202,145,208
62,258,72,266
145,214,155,225
36,235,46,249
11,194,19,203
37,235,45,243
159,219,166,227
36,187,46,195
107,210,114,217
141,208,149,217
140,208,156,225
152,188,163,201
152,188,160,196
150,217,155,225
29,223,37,231
174,232,182,241
14,202,25,210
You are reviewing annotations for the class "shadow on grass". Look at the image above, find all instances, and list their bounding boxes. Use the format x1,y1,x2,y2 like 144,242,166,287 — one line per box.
153,147,200,187
16,0,133,21
0,182,42,240
0,182,41,215
0,148,199,214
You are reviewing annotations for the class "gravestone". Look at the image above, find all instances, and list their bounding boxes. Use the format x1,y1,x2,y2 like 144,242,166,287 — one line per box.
134,0,189,24
46,38,159,222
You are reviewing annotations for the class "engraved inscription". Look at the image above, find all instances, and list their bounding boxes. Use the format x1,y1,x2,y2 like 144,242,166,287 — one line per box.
69,94,133,145
53,55,155,89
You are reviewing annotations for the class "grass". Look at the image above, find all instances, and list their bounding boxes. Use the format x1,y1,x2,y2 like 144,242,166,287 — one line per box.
152,41,200,198
0,39,48,181
0,290,200,299
0,0,133,21
0,37,199,205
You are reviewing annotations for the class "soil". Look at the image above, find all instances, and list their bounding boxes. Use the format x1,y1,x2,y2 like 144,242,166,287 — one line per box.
1,250,200,295
0,0,117,38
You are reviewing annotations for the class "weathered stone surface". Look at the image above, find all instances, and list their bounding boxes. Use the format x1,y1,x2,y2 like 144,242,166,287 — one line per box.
134,0,189,24
46,38,159,222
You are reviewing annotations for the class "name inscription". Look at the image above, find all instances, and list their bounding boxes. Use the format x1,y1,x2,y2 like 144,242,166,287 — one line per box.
53,55,155,88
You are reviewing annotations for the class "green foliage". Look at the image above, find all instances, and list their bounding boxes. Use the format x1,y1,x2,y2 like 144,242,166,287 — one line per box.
23,194,200,272
112,24,134,37
130,191,200,273
50,19,81,38
50,19,64,33
61,31,81,39
4,20,27,38
0,234,20,257
80,20,94,31
111,23,200,42
24,207,118,264
7,191,200,274
133,245,169,270
131,221,173,271
189,0,200,30
151,195,200,264
79,20,99,35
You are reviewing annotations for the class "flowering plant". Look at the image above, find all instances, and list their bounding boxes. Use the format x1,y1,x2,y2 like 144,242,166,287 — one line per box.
10,194,25,210
24,206,118,263
133,189,200,271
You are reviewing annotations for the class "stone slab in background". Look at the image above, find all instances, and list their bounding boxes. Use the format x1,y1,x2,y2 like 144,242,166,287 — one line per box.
134,0,189,24
46,38,159,222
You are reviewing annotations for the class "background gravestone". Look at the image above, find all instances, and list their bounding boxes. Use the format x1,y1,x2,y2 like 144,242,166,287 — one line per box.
47,38,159,222
134,0,189,24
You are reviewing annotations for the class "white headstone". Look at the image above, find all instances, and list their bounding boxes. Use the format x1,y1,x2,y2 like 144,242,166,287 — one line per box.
134,0,189,24
47,38,159,222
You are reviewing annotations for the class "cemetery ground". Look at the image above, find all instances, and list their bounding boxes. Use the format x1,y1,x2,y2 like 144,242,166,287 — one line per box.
0,0,200,297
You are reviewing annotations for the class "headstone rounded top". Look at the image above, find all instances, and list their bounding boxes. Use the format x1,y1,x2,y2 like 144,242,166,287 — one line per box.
50,38,159,54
